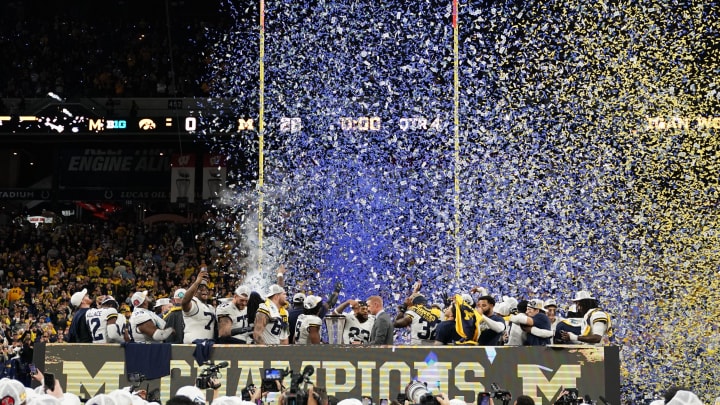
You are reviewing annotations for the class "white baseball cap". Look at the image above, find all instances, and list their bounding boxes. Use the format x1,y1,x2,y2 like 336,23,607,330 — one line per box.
303,295,322,310
527,299,546,312
70,288,88,307
131,291,148,307
173,288,187,299
266,284,285,297
154,298,170,308
0,379,27,405
30,394,61,405
571,290,595,301
293,293,306,303
62,393,82,405
101,295,118,307
175,386,205,405
107,389,134,405
86,394,118,405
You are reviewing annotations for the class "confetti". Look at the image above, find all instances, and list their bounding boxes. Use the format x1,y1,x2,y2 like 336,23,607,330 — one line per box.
199,0,720,401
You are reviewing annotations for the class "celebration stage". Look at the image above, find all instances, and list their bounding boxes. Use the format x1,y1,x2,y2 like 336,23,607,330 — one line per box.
36,344,620,405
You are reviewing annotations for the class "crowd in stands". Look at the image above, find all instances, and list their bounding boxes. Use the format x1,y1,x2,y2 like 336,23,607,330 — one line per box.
0,1,230,101
0,217,228,351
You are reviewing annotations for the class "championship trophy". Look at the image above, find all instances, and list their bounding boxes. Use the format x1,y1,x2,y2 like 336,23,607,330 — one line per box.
323,314,346,344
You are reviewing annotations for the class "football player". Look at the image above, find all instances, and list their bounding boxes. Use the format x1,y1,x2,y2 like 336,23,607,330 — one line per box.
394,294,441,345
129,290,174,343
294,295,323,344
332,299,375,344
559,290,611,345
181,268,217,343
217,285,253,344
85,295,125,343
253,284,289,345
475,295,506,346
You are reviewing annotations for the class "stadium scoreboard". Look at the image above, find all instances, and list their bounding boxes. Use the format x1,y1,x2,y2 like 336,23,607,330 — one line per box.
0,115,199,135
0,114,444,135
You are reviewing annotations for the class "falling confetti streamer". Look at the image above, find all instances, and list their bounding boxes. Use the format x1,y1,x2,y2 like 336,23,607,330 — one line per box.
200,0,720,401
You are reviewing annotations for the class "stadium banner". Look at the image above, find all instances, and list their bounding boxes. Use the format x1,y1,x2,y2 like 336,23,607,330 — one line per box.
58,149,172,189
202,154,226,199
37,344,620,405
170,153,196,203
0,189,51,200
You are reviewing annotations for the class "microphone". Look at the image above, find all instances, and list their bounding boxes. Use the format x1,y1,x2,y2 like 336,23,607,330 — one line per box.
207,361,230,371
599,395,610,405
301,365,315,378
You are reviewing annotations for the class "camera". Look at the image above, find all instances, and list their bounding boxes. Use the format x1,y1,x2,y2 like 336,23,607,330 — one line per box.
241,384,256,401
282,366,316,405
195,362,229,390
127,372,161,403
554,388,580,405
127,372,145,383
403,381,440,405
261,368,288,392
481,383,512,405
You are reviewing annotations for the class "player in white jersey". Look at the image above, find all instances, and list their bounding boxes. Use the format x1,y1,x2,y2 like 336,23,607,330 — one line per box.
560,290,611,346
181,269,217,343
85,295,125,343
129,290,175,343
332,299,375,344
394,294,441,345
294,295,323,344
217,285,253,343
114,305,129,342
253,284,289,345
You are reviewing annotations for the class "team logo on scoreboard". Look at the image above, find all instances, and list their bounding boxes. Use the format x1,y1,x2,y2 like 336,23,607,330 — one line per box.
139,119,157,130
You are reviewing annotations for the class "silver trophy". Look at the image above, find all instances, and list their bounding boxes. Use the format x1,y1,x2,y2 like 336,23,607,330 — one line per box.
323,314,347,344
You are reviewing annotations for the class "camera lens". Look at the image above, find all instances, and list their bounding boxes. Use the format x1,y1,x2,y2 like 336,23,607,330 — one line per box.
405,381,430,405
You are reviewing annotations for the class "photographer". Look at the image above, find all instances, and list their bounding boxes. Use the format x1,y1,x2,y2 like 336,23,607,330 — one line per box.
514,396,534,405
239,377,282,405
261,366,318,405
30,366,64,398
175,367,224,405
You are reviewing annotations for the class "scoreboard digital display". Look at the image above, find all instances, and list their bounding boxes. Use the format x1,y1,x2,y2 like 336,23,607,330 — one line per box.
0,114,446,135
0,115,200,135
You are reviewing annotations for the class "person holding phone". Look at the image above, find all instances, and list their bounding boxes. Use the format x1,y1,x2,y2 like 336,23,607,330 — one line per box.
182,268,217,343
30,365,62,398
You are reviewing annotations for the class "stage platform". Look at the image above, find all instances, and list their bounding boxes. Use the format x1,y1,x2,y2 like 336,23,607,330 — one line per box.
36,344,620,405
